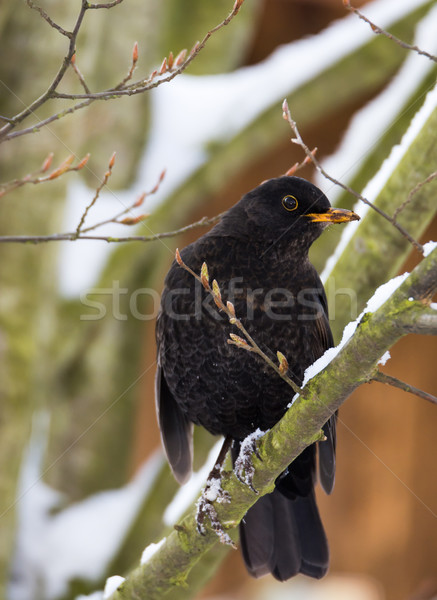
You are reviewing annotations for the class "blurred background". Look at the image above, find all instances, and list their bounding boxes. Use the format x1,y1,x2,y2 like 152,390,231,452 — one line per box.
0,0,436,599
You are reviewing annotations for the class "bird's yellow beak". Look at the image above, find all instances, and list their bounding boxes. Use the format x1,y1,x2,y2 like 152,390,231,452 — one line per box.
306,207,360,223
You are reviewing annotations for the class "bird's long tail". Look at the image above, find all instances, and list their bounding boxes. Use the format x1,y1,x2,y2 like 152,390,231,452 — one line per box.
239,485,329,581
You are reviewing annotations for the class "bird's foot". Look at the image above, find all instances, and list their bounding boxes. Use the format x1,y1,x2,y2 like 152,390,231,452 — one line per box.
196,478,235,547
234,428,265,493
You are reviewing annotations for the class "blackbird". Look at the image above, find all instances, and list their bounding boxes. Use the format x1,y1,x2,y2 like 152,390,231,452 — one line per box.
155,176,359,581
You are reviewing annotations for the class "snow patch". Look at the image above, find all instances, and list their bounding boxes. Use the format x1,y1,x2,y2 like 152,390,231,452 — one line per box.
302,273,409,386
141,537,166,565
423,240,437,257
10,415,164,600
103,576,125,599
378,351,391,366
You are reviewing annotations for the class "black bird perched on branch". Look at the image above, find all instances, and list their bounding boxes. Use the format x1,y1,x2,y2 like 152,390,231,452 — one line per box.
155,176,359,581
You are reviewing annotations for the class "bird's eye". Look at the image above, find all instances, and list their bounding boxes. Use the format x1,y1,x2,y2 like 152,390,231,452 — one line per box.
282,195,298,211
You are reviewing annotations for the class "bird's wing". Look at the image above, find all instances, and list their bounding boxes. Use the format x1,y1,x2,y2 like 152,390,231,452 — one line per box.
310,285,337,495
155,361,193,485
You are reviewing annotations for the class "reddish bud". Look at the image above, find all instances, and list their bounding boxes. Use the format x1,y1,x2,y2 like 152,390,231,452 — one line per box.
132,41,138,63
150,169,166,194
167,51,174,69
48,154,74,179
149,69,158,80
133,192,146,208
159,57,167,75
174,49,187,66
108,152,116,169
277,351,289,375
76,153,90,170
41,152,54,173
175,248,183,266
226,301,236,317
120,214,149,225
233,0,244,13
71,53,76,65
228,333,250,348
200,262,209,288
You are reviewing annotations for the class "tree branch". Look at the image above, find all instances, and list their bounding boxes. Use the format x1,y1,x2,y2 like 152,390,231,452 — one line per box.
372,371,437,406
108,250,436,599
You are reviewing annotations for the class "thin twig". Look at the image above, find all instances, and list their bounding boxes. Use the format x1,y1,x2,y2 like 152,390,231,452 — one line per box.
393,171,437,222
26,0,72,38
175,251,302,396
343,0,437,64
282,99,425,254
0,1,87,141
0,213,225,244
71,54,92,94
372,371,437,406
114,42,138,90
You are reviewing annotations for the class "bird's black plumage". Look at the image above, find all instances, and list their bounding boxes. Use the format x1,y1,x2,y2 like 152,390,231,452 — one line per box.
155,176,358,581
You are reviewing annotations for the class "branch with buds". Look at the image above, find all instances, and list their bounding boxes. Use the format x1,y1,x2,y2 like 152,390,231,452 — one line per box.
175,249,302,396
0,0,246,143
0,153,90,199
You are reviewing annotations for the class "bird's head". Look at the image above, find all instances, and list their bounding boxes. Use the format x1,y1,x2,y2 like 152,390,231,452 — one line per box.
222,176,360,251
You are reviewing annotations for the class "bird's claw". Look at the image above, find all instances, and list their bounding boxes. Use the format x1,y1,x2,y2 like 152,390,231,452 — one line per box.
196,477,235,547
234,429,265,493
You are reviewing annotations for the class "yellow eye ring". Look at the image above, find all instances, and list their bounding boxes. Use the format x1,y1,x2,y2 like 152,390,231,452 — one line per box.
282,195,298,211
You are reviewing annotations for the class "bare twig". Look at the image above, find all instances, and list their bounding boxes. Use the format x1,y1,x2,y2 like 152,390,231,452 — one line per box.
343,0,437,64
282,99,424,254
175,251,302,396
393,171,437,222
114,42,139,90
71,53,92,94
284,148,318,177
1,0,246,142
75,152,116,237
26,0,71,38
372,371,437,405
0,213,225,245
0,1,87,141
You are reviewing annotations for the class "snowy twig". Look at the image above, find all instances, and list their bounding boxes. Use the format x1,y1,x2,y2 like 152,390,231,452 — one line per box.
0,0,246,142
282,99,424,254
343,0,437,64
372,371,437,406
175,250,302,395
